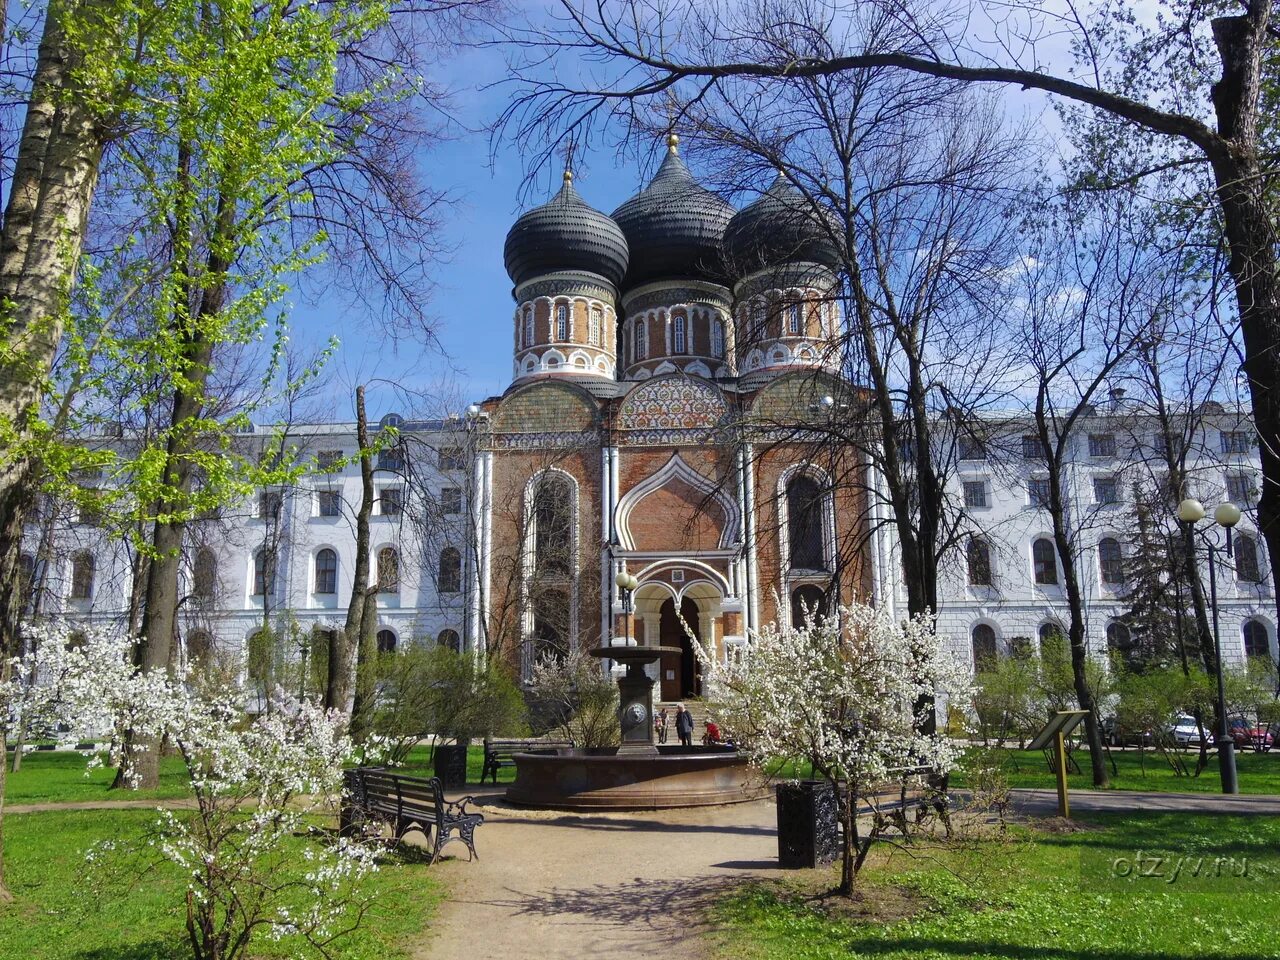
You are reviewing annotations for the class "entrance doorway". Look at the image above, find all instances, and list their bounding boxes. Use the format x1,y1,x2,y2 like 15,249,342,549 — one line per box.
659,596,701,700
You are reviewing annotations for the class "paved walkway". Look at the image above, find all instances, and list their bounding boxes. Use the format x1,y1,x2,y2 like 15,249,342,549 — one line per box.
1009,787,1280,816
413,794,780,960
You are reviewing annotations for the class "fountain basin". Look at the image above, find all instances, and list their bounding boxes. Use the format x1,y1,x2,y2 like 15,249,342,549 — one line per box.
505,746,766,810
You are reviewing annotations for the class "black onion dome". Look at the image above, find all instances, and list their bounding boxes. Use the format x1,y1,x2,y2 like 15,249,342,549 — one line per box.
723,172,842,275
611,138,735,288
503,172,630,288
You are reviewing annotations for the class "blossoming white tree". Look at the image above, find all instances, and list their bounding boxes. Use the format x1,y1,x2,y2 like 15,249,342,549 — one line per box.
701,602,971,894
5,623,383,960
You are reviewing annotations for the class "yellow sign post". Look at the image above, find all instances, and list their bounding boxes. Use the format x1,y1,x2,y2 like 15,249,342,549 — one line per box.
1027,710,1091,818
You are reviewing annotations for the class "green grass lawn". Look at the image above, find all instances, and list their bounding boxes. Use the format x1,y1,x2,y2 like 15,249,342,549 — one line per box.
713,812,1280,960
0,808,442,960
951,744,1280,795
3,752,193,805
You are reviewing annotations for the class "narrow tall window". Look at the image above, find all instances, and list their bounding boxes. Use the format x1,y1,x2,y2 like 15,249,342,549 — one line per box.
751,301,765,341
193,548,218,601
377,547,400,594
555,302,569,340
1098,537,1124,585
972,624,997,672
315,548,338,594
253,549,274,597
786,302,802,335
589,306,601,346
533,475,573,577
523,307,534,347
634,319,647,360
787,475,826,570
1032,538,1057,585
673,315,686,353
711,319,724,359
70,551,95,600
1236,533,1263,583
17,553,35,607
967,539,993,586
439,546,462,593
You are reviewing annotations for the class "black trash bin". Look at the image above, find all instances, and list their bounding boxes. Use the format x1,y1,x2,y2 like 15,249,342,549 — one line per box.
433,742,469,789
776,780,839,868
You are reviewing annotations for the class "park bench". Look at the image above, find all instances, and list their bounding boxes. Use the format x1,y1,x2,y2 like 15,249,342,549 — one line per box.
340,767,484,863
481,737,575,784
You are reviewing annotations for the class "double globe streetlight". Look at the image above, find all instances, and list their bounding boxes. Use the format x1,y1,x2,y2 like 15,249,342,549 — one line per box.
1176,497,1242,794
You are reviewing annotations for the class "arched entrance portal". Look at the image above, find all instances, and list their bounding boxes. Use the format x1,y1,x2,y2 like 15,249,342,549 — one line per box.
659,596,701,700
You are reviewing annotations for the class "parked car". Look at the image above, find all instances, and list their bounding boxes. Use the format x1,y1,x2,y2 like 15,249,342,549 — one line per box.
1171,715,1204,748
1229,718,1275,753
1102,715,1154,747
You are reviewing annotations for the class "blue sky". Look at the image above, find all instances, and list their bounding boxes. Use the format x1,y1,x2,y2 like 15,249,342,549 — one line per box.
288,37,667,422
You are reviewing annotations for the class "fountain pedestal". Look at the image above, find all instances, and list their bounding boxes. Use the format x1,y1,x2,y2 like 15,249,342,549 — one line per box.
599,644,679,756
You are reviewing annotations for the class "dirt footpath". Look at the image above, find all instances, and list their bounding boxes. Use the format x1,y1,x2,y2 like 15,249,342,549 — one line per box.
414,797,780,960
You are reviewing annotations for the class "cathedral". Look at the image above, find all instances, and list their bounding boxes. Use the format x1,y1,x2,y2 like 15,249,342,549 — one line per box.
469,136,872,696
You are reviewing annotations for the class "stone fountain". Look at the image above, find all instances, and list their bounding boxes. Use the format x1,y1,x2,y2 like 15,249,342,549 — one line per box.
505,621,764,810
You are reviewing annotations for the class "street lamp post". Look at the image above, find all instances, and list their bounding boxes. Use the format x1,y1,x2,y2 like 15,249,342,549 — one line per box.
1177,497,1242,795
616,571,640,644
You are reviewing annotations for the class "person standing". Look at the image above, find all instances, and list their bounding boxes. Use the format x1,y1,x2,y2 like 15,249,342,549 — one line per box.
656,707,670,744
676,703,694,747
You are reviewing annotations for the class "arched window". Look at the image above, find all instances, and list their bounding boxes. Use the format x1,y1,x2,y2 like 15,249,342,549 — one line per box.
315,548,338,595
972,624,998,672
523,307,533,347
1039,622,1064,648
673,315,687,353
1098,537,1124,585
186,629,213,665
531,587,570,662
532,474,574,577
786,302,802,335
589,306,601,346
555,302,569,340
377,546,400,594
253,549,274,597
1236,533,1263,583
437,628,461,653
70,551,95,600
967,538,993,586
438,546,461,593
193,548,218,601
1032,538,1057,585
634,318,647,360
750,301,765,341
787,474,826,570
712,319,724,358
790,584,828,628
1106,621,1132,655
376,629,397,654
1243,620,1269,659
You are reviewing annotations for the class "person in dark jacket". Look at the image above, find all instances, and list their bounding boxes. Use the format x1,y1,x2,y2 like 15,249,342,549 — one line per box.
675,703,694,747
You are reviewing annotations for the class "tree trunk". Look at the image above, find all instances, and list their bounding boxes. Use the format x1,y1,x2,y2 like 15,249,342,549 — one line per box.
1048,477,1110,788
1207,10,1280,639
330,386,375,715
0,4,110,766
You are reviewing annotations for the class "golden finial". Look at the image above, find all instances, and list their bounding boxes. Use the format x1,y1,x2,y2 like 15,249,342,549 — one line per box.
563,168,574,183
667,132,680,152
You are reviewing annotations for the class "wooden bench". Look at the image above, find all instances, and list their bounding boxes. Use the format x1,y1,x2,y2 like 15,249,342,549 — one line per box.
481,737,575,784
340,767,484,863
